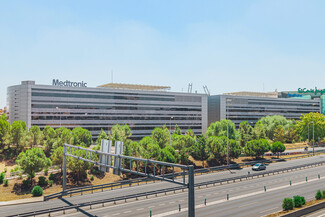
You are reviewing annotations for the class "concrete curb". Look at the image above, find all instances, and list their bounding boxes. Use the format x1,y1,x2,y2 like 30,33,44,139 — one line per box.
280,200,325,217
0,196,44,207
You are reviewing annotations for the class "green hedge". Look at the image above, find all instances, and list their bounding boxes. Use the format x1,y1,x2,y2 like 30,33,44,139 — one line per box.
282,198,294,210
38,176,48,186
32,186,43,196
293,196,305,207
316,190,323,200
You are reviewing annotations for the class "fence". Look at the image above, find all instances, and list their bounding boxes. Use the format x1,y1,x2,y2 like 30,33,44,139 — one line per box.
15,159,325,217
44,152,324,201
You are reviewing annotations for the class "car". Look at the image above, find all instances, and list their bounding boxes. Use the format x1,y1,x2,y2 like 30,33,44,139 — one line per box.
252,163,266,171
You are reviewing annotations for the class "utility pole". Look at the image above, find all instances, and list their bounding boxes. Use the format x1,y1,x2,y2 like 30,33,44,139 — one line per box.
226,108,229,167
169,117,173,146
313,113,315,156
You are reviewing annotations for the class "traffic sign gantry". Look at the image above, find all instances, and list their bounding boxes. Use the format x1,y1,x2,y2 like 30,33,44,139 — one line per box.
63,142,195,217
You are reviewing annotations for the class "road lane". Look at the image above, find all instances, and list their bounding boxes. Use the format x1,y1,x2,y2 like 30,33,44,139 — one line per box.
2,155,325,216
38,164,325,217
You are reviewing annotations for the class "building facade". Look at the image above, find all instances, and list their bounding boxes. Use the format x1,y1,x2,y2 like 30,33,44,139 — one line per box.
208,94,320,127
7,81,208,139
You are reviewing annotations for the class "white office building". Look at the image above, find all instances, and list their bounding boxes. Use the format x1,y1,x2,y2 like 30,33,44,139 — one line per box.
7,80,208,139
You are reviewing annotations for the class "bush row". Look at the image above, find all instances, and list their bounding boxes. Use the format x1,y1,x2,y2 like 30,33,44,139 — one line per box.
282,196,306,210
282,189,325,211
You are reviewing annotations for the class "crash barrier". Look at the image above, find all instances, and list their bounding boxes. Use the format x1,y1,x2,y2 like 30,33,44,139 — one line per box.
44,152,324,201
14,160,325,217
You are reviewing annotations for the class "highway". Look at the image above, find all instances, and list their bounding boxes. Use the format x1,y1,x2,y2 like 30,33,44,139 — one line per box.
40,162,325,217
2,155,325,216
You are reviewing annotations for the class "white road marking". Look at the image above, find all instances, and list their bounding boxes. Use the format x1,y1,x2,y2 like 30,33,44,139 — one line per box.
238,201,258,208
137,208,144,211
159,203,165,206
112,213,120,216
153,177,324,217
124,211,131,213
259,207,279,213
149,206,155,208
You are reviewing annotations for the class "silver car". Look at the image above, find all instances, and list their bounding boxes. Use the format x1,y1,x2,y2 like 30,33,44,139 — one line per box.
252,163,266,171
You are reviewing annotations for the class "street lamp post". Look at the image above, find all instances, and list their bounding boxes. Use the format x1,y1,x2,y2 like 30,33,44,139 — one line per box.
308,124,309,144
313,112,315,156
246,122,253,145
227,119,229,167
226,102,229,167
170,116,174,146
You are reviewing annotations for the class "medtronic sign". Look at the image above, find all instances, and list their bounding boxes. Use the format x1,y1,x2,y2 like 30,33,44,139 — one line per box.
298,87,325,95
52,79,87,87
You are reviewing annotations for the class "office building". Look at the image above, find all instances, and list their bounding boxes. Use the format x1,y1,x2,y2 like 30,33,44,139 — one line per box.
208,93,320,127
7,80,208,139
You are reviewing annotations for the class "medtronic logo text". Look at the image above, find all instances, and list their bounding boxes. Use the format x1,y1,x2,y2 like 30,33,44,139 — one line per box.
298,87,325,95
52,79,87,88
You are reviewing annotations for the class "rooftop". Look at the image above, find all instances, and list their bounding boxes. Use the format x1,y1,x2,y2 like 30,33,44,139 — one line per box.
224,91,279,98
97,83,171,91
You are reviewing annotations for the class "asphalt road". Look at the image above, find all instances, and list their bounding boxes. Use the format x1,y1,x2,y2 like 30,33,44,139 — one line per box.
34,162,325,217
2,155,325,216
285,147,325,153
305,208,325,217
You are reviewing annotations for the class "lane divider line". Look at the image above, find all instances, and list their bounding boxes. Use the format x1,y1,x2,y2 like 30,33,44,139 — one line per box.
153,176,323,217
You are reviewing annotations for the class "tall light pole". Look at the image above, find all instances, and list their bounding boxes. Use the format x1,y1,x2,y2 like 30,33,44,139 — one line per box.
308,121,309,144
227,118,229,167
246,122,253,145
313,112,315,156
226,103,229,167
169,116,173,146
56,107,61,127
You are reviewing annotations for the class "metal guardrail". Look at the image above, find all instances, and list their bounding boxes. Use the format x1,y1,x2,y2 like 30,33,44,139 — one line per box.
11,159,325,217
44,152,323,201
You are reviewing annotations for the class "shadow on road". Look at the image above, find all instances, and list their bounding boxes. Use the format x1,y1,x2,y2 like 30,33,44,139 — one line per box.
59,198,97,217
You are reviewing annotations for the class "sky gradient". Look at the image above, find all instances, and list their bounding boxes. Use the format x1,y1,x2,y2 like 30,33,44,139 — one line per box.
1,0,325,108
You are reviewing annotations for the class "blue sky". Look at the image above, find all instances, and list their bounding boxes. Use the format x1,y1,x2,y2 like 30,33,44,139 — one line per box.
1,0,325,108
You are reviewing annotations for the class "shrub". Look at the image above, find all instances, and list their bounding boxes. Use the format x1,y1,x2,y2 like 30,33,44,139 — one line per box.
22,179,30,189
32,186,43,196
301,196,306,205
49,180,53,187
90,175,94,181
38,176,48,186
293,196,305,207
282,198,294,210
322,190,325,198
49,173,55,181
0,172,5,184
316,190,323,200
44,168,49,176
4,167,7,173
91,166,101,175
3,179,8,187
18,173,23,180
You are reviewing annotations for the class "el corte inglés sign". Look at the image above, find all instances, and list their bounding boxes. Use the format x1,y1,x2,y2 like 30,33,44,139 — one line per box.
298,87,325,95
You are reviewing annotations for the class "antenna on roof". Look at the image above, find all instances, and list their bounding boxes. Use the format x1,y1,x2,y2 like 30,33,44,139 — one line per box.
203,85,210,95
188,83,193,93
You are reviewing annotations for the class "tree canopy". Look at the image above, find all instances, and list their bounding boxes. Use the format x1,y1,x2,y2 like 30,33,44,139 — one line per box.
16,147,52,182
205,120,237,140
